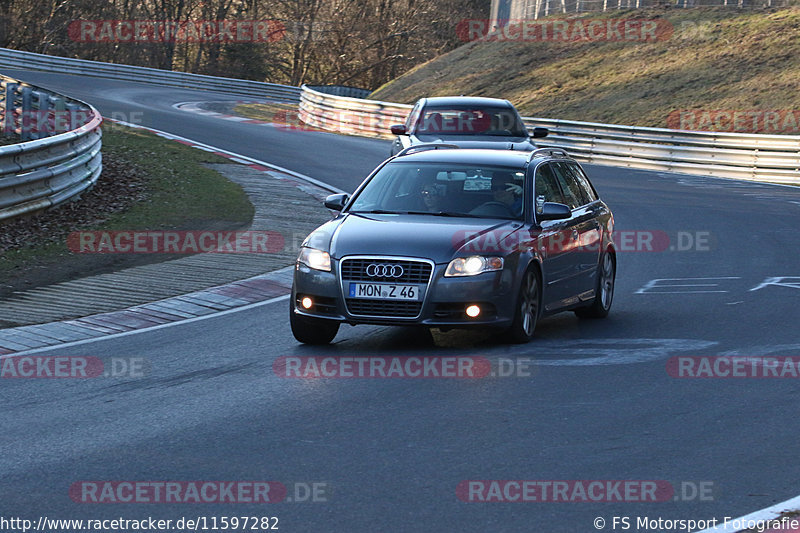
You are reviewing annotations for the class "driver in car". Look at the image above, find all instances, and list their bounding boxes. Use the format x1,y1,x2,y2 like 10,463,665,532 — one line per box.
420,182,444,212
491,172,523,217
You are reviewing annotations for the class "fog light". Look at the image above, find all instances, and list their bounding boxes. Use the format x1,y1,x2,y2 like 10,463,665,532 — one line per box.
301,297,313,309
466,305,481,318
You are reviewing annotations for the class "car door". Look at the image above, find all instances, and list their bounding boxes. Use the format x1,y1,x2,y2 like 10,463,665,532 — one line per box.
532,162,581,310
551,161,602,300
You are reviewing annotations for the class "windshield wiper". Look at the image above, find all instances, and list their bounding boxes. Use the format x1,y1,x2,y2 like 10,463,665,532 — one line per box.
430,211,483,218
401,210,483,218
353,210,485,218
350,209,403,215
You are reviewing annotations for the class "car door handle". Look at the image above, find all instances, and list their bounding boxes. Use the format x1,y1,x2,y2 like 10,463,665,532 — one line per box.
572,229,579,240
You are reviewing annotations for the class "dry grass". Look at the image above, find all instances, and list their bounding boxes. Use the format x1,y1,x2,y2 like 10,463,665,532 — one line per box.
370,7,800,129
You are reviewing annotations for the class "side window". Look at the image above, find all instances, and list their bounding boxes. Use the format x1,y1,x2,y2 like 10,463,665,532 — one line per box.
534,164,566,214
565,162,598,203
551,162,589,209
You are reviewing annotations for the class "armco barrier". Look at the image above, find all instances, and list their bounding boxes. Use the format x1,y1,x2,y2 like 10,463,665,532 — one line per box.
297,85,800,185
299,84,411,138
528,117,800,185
0,48,301,102
0,74,102,221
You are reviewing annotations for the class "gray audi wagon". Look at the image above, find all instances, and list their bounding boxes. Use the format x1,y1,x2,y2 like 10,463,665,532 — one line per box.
290,146,616,344
389,96,549,156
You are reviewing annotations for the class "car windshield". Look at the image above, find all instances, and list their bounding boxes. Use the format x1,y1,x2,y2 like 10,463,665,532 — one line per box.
415,105,528,137
349,161,526,220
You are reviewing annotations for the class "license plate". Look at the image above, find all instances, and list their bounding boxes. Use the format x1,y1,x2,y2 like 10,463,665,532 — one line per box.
349,283,422,301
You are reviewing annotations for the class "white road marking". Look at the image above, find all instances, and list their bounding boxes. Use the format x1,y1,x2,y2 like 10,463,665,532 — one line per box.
486,338,718,366
750,276,800,291
697,494,800,532
635,277,741,294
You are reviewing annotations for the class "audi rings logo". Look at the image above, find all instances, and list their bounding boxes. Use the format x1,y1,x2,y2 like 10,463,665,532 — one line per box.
366,263,404,278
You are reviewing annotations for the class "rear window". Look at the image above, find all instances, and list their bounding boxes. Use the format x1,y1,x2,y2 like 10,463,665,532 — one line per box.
415,105,527,137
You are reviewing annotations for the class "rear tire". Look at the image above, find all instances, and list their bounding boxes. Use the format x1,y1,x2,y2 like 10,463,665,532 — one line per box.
507,268,541,343
575,250,615,319
290,301,340,344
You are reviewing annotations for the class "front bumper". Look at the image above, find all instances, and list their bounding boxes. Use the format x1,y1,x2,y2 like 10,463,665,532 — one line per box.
292,258,518,327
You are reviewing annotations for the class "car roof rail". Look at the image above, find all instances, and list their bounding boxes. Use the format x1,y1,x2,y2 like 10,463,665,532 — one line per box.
395,143,461,157
527,147,571,162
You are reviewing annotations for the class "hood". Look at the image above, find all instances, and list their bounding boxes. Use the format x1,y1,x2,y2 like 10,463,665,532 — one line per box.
327,213,521,263
413,135,535,151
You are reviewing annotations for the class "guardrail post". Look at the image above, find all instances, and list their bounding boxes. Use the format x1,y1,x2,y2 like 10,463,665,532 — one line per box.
53,97,68,133
32,90,50,139
3,82,16,136
20,86,32,141
67,102,89,130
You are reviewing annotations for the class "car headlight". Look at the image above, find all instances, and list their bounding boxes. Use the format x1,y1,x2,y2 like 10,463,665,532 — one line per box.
444,256,504,277
298,247,331,272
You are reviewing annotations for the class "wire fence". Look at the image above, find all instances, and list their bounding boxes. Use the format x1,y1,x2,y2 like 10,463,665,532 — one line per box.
493,0,794,19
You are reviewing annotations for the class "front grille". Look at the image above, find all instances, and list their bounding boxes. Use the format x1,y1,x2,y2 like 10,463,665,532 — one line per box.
340,257,432,318
345,299,422,318
340,258,432,284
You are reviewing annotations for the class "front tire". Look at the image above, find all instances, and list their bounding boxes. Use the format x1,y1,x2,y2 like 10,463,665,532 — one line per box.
575,250,615,319
290,302,340,344
507,268,541,343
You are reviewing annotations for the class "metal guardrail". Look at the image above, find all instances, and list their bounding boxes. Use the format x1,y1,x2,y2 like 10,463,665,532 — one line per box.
298,85,800,185
528,118,800,184
0,74,102,221
0,48,301,103
299,84,411,138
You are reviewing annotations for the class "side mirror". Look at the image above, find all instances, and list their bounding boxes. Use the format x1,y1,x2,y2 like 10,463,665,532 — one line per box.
538,202,571,221
390,124,407,135
530,127,549,139
324,193,349,211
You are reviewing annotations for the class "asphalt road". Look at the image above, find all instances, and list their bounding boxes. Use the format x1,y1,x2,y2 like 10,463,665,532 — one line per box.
1,69,800,532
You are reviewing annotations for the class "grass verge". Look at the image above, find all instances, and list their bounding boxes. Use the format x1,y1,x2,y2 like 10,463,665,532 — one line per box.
234,102,299,122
